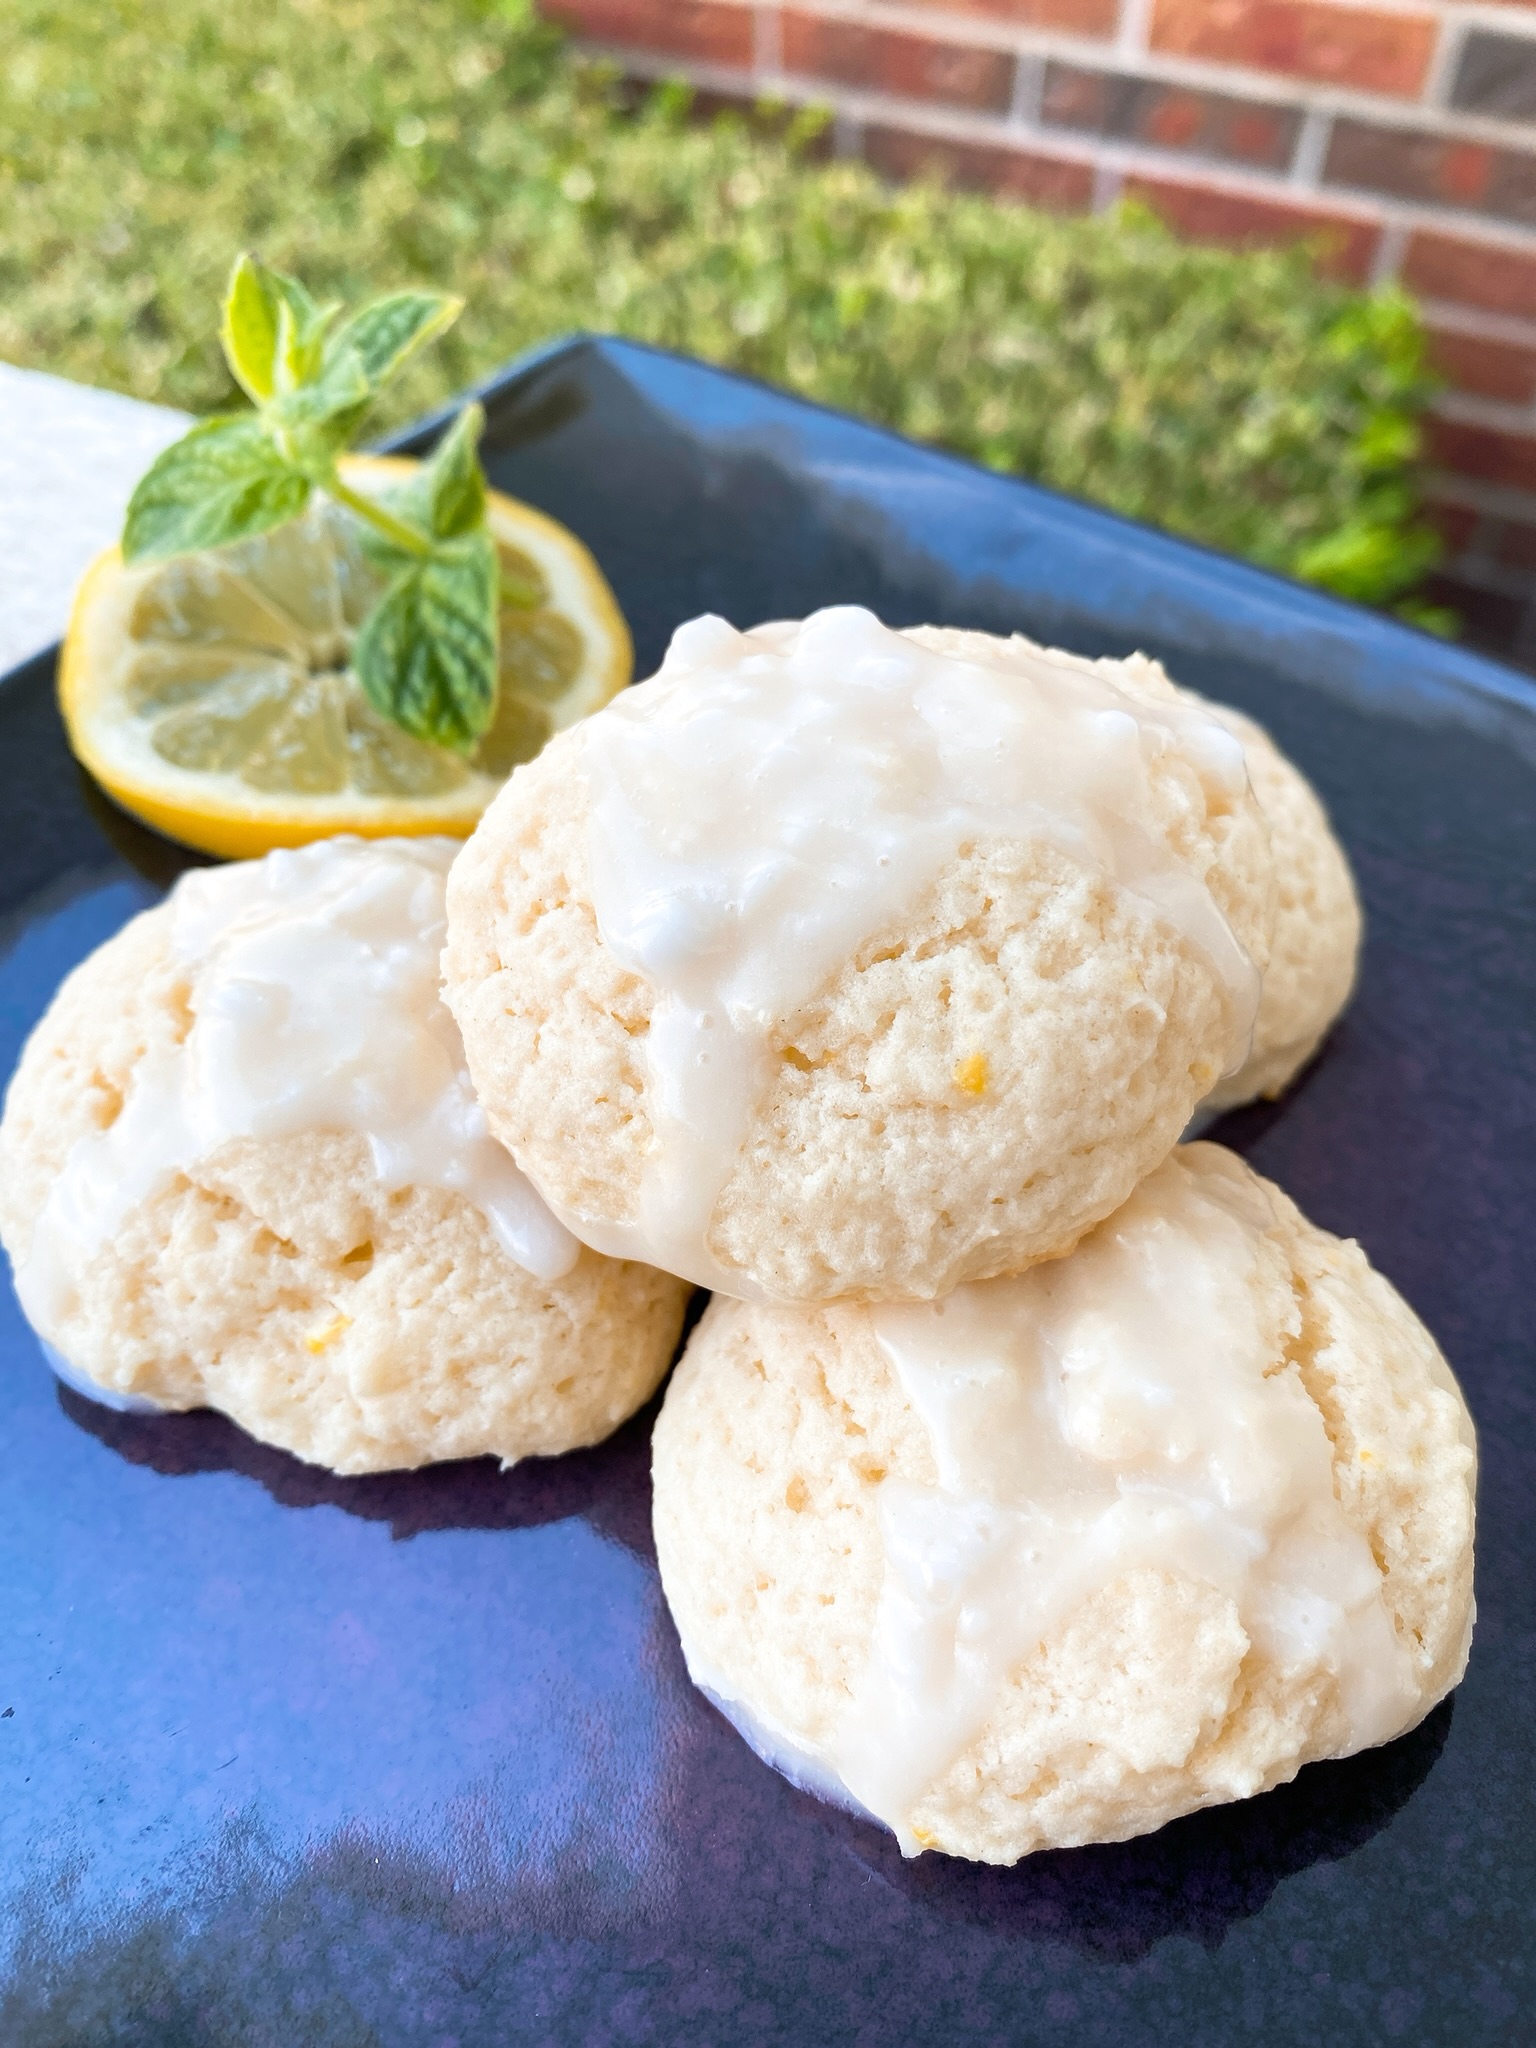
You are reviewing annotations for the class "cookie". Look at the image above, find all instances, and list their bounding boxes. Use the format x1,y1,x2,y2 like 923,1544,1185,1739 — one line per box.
906,628,1361,1112
0,837,688,1473
445,608,1273,1302
652,1143,1475,1862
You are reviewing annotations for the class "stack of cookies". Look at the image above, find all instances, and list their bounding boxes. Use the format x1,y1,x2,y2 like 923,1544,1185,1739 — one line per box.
442,608,1475,1864
0,605,1476,1864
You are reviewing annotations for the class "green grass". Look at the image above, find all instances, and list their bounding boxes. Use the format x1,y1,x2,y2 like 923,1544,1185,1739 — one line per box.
0,0,1444,618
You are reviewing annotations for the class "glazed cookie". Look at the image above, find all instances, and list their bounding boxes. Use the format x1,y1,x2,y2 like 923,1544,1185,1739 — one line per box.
1200,690,1361,1109
444,607,1274,1303
906,628,1362,1112
0,838,688,1475
652,1143,1476,1864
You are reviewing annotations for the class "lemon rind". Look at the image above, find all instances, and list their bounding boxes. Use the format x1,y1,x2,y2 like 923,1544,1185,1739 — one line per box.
59,461,631,859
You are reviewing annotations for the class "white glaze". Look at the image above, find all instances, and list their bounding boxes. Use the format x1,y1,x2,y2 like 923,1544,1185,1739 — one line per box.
573,607,1260,1294
687,1663,881,1825
778,1148,1415,1854
16,837,579,1364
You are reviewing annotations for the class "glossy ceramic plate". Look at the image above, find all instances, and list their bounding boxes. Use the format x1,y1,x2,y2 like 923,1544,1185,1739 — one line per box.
2,337,1532,2046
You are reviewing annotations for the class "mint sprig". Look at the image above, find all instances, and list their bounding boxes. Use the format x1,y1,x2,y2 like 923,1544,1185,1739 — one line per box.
120,413,311,558
123,254,504,755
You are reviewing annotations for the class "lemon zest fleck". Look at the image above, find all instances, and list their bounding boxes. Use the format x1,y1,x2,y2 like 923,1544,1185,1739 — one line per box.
305,1311,353,1355
954,1051,988,1096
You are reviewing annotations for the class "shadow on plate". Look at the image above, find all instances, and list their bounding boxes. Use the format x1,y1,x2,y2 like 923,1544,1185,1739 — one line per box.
75,765,210,891
803,1693,1452,1962
1198,1021,1349,1158
56,1381,663,1565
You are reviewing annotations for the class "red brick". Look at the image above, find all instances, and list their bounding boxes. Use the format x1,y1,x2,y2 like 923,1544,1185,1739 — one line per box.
1423,496,1482,555
1428,414,1536,490
1499,519,1536,572
1427,325,1536,406
863,124,1096,209
1144,90,1205,149
541,0,752,66
1421,572,1526,656
782,13,1016,112
1150,0,1436,98
1125,175,1380,280
1042,64,1299,170
1325,120,1502,212
1404,231,1536,323
1329,122,1536,229
1452,29,1536,122
1043,66,1113,131
884,0,1118,32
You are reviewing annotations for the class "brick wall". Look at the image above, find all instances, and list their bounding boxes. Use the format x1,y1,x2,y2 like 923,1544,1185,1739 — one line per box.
544,0,1536,666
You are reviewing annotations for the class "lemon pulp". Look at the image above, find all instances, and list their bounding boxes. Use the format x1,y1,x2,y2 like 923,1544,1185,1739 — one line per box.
61,455,631,857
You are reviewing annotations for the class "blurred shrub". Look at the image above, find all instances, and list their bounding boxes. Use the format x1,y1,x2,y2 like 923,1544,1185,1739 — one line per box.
0,0,1442,614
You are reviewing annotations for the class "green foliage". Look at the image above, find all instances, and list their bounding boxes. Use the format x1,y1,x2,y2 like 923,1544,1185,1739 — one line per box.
125,255,498,750
337,290,465,389
0,0,1442,612
416,401,489,541
353,529,499,751
121,412,309,560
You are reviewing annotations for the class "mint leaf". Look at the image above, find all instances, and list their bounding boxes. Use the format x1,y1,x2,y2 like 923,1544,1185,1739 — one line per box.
123,255,502,758
274,295,329,393
421,402,486,539
352,531,498,751
221,253,280,404
333,291,462,390
341,403,485,565
221,255,338,398
269,344,373,463
122,415,310,562
266,265,321,332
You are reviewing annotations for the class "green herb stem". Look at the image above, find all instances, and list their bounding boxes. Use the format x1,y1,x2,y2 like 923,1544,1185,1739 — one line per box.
323,467,536,609
322,469,434,558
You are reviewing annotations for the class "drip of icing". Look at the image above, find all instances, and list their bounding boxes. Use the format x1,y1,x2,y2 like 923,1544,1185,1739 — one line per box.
16,837,579,1366
714,1148,1416,1855
686,1663,881,1825
573,607,1260,1295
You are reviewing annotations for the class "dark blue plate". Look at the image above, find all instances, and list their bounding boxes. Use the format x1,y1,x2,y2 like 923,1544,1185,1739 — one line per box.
2,337,1532,2046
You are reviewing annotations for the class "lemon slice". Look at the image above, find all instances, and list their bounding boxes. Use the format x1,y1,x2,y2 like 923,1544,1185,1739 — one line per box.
60,453,631,858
